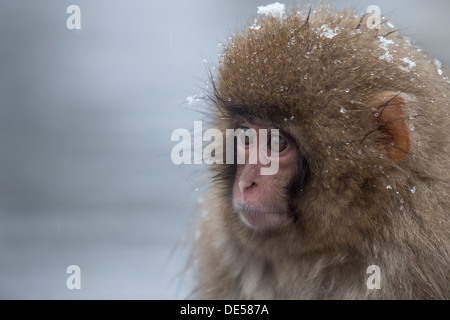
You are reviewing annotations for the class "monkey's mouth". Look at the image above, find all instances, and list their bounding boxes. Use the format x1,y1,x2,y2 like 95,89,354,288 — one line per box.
233,202,291,231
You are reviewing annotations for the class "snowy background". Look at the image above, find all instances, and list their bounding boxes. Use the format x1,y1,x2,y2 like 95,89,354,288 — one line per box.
0,0,448,299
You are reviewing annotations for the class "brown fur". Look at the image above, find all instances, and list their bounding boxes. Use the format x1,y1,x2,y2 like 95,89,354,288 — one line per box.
189,4,450,299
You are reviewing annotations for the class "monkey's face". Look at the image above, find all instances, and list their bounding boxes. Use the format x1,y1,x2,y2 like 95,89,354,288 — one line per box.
207,9,436,255
231,120,300,231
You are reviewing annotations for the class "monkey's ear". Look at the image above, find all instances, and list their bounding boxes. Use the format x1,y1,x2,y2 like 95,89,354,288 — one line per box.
372,92,412,163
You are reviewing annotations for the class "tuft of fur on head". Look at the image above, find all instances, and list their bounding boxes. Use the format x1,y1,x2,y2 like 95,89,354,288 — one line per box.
190,3,450,299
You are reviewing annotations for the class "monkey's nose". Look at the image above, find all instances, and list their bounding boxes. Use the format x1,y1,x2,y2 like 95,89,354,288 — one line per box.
239,180,257,193
238,164,260,194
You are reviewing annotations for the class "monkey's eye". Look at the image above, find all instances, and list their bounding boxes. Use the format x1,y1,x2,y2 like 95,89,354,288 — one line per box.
269,134,289,153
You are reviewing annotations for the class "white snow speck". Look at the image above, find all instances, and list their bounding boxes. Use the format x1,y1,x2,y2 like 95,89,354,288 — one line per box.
249,18,261,30
319,24,340,39
434,59,442,68
186,95,200,105
379,52,393,63
257,2,286,19
386,185,393,190
201,209,209,218
340,107,346,113
410,186,416,194
434,59,443,76
386,22,395,29
398,57,416,72
378,37,394,63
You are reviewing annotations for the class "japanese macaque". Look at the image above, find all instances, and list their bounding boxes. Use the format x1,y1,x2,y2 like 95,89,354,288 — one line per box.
189,4,450,299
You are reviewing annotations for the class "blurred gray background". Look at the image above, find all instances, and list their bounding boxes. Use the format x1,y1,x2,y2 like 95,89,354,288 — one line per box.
0,0,448,299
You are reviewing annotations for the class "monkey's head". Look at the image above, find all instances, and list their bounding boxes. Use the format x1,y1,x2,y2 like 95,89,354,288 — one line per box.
208,6,449,257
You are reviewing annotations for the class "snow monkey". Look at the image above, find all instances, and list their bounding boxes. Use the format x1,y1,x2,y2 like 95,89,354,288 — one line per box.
189,3,450,299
